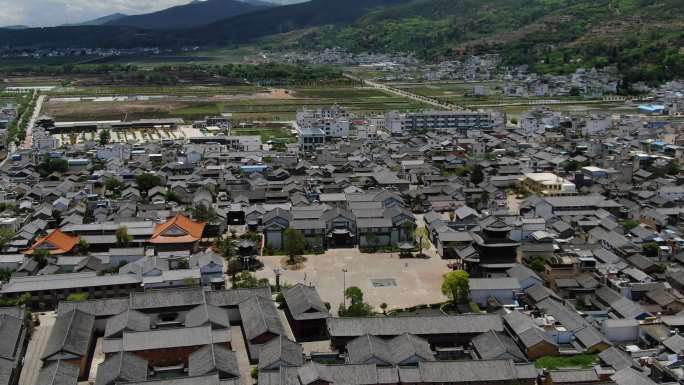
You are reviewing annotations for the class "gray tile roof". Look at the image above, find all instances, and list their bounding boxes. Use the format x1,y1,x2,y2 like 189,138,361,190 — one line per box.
504,311,558,355
95,352,148,385
387,333,434,365
188,344,239,379
345,334,395,366
118,326,229,353
104,310,151,338
205,287,272,307
2,272,140,294
297,363,378,385
598,347,634,371
506,264,542,286
536,298,586,331
574,325,610,351
124,374,228,385
611,367,657,385
36,360,79,385
327,314,503,338
129,287,206,310
469,278,521,291
471,330,526,362
185,304,230,329
0,313,24,361
57,298,130,317
548,369,599,384
417,360,537,383
42,310,95,360
258,336,304,371
282,284,328,321
663,333,684,354
238,295,285,341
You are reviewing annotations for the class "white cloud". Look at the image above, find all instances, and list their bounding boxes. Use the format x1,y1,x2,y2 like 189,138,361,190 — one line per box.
0,0,193,27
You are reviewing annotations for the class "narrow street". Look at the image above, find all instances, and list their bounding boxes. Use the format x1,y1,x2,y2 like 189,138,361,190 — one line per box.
21,94,46,150
19,312,56,385
230,327,253,385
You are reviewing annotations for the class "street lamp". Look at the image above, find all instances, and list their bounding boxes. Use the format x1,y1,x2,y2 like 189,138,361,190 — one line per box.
273,268,281,292
342,268,348,309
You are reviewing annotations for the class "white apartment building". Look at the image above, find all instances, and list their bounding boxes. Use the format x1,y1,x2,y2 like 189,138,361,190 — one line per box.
296,106,349,139
521,173,577,196
384,110,494,135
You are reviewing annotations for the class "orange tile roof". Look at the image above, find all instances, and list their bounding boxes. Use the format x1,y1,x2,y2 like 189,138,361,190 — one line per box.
25,229,80,255
149,213,206,244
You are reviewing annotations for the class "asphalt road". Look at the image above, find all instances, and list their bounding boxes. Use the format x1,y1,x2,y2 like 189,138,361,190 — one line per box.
19,312,56,385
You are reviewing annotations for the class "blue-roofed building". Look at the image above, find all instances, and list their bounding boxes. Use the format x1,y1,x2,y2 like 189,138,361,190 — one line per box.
638,104,665,115
240,165,268,174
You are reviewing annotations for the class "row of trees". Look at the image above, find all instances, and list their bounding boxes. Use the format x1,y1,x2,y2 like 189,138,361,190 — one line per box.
4,63,344,86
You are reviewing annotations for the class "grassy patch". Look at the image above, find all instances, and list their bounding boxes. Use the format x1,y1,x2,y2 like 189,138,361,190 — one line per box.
535,354,598,370
232,127,295,144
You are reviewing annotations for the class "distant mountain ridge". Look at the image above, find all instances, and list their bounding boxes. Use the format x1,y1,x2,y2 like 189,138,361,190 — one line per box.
1,0,681,83
0,0,411,48
62,13,127,27
105,0,272,30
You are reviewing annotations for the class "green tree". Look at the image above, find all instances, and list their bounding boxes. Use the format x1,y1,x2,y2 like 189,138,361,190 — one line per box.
621,220,640,233
667,161,681,176
0,268,12,282
216,238,237,280
564,160,581,172
76,239,89,255
31,249,50,269
340,286,374,316
0,228,15,249
642,242,660,258
116,227,133,247
65,293,89,302
283,228,307,264
104,177,127,194
528,256,546,272
37,157,68,177
365,232,378,251
232,271,269,289
401,221,415,242
165,190,181,203
192,204,217,223
135,173,162,191
441,270,470,304
99,129,111,146
380,302,388,315
470,165,484,185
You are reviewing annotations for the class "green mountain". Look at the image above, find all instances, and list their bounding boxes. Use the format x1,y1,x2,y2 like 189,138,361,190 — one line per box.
0,0,410,48
105,0,271,30
62,13,127,27
300,0,684,83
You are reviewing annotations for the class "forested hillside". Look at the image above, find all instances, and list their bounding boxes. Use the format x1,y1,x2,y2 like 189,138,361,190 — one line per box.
300,0,684,83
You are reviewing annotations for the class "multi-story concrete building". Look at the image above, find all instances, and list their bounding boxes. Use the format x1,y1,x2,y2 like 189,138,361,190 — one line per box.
298,127,326,152
521,173,577,197
385,110,494,135
296,106,349,139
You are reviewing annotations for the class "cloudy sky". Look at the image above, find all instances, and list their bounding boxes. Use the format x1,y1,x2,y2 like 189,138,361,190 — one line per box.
0,0,196,27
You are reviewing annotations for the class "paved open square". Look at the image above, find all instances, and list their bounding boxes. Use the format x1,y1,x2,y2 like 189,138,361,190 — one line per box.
255,248,451,315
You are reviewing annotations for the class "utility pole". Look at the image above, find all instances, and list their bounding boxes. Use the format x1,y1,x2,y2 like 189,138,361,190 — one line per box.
342,268,348,309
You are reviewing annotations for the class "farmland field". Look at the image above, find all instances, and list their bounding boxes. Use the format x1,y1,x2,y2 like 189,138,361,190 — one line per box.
41,85,430,122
